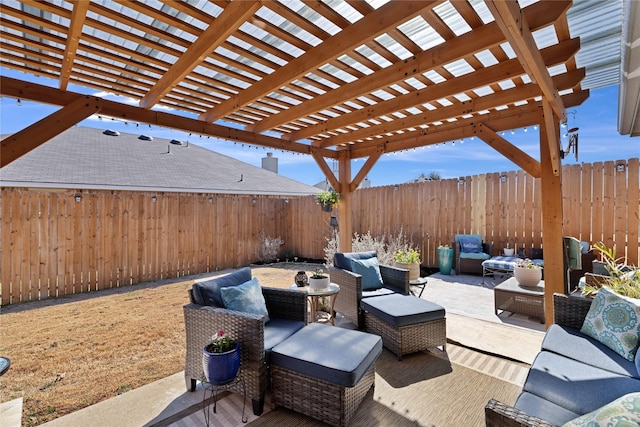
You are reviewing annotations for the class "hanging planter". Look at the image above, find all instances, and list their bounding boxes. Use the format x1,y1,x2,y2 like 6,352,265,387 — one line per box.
315,189,340,213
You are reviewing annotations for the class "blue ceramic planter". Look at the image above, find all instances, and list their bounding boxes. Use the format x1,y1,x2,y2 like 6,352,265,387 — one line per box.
202,343,240,385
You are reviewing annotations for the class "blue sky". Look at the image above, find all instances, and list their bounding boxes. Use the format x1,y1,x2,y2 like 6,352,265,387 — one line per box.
1,67,637,187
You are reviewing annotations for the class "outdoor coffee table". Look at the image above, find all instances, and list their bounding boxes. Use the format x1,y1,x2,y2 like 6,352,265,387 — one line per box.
289,283,340,325
494,277,545,323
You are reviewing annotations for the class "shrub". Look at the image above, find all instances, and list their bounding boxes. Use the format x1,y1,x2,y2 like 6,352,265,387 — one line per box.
324,229,418,266
255,231,284,263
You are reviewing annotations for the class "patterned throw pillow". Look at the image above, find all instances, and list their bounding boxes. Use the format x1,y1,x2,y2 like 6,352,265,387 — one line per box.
580,287,640,361
562,392,640,426
459,236,481,253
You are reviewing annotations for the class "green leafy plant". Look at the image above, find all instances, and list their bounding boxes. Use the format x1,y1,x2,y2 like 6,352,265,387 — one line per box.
394,248,420,264
516,258,542,269
311,268,328,279
582,242,640,298
205,330,237,353
315,189,340,207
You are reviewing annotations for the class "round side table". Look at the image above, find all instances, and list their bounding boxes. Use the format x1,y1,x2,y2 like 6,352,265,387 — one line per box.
289,283,340,325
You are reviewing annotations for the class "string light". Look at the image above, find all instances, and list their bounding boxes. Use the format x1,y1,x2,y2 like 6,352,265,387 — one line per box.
16,99,22,106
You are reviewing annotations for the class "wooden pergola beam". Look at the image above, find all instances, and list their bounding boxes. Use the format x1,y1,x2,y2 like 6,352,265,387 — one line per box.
139,2,261,109
310,148,340,191
350,148,383,193
486,0,567,121
542,98,563,176
289,38,579,143
199,1,440,122
59,0,89,90
1,96,103,167
320,68,585,148
0,76,337,159
347,90,589,159
253,0,571,134
475,123,541,178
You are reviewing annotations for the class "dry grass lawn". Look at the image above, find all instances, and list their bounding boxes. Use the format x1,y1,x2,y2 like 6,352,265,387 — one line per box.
0,263,309,426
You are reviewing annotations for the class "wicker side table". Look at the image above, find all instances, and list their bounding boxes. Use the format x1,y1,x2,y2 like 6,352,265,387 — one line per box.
494,277,545,323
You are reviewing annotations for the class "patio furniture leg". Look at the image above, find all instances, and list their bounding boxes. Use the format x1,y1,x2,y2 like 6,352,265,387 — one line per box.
252,396,264,416
186,376,196,392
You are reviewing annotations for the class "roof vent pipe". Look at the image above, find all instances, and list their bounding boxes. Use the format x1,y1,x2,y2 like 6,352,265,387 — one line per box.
262,152,278,174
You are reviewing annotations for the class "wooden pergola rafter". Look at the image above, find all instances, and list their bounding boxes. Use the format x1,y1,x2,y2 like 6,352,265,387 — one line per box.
0,0,590,325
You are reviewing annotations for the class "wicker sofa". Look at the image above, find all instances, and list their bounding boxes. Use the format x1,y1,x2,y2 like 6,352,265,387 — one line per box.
330,251,410,329
184,267,307,415
486,293,640,426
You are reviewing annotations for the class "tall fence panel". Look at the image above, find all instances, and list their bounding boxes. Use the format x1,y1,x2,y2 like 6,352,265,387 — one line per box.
1,159,638,305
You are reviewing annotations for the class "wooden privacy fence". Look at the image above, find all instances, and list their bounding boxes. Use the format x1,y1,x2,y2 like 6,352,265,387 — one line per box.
1,158,638,305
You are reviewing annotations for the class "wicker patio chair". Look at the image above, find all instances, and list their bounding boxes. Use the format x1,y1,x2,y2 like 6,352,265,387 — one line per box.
485,293,593,426
453,234,493,275
330,251,410,329
184,283,307,416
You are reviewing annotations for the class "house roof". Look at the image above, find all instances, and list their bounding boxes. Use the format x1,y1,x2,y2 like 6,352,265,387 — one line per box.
0,126,320,196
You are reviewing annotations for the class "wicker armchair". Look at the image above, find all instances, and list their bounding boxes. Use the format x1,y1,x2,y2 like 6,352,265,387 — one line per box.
453,234,493,275
485,293,593,426
184,285,307,415
330,251,410,329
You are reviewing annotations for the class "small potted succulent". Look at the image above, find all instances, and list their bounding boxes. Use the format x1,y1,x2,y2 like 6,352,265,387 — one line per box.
309,268,330,290
315,190,340,212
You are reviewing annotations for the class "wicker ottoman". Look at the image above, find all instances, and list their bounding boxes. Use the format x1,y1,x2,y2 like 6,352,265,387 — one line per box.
361,293,446,360
270,323,382,427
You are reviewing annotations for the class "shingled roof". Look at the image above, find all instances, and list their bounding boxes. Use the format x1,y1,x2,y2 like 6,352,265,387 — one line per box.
0,126,320,196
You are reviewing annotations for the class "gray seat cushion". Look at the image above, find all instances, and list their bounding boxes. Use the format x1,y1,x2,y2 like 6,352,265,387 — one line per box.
514,391,580,426
263,319,306,363
360,293,445,327
523,350,640,416
271,323,382,388
362,287,396,298
542,324,639,378
192,267,252,307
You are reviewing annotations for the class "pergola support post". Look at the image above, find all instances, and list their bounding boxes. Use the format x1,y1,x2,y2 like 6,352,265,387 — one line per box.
337,152,352,253
539,109,565,328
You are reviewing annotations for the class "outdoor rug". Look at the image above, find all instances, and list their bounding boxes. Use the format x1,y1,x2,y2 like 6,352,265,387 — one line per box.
176,343,525,427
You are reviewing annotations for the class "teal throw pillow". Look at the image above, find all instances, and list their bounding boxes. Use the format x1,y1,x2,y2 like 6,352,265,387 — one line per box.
562,392,640,426
580,287,640,361
220,277,270,323
350,257,384,290
459,236,481,253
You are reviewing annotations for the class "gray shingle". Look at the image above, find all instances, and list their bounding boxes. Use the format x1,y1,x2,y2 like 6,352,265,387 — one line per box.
0,127,320,196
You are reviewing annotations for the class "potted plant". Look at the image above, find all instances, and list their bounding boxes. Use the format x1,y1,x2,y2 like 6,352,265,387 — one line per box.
202,330,240,385
582,242,640,298
315,189,340,212
309,268,330,290
514,258,543,287
503,241,514,256
437,244,454,275
394,248,421,281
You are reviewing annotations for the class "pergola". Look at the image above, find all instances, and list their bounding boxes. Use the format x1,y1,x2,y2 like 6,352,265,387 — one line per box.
0,0,633,325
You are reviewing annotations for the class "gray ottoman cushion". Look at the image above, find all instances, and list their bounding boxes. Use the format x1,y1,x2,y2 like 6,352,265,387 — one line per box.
264,319,306,363
271,323,382,388
361,293,445,327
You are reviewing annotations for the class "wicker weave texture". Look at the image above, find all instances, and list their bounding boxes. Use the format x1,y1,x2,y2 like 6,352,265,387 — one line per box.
271,364,375,427
184,286,308,407
494,290,545,322
485,399,557,427
330,262,410,329
552,293,592,330
364,313,446,359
